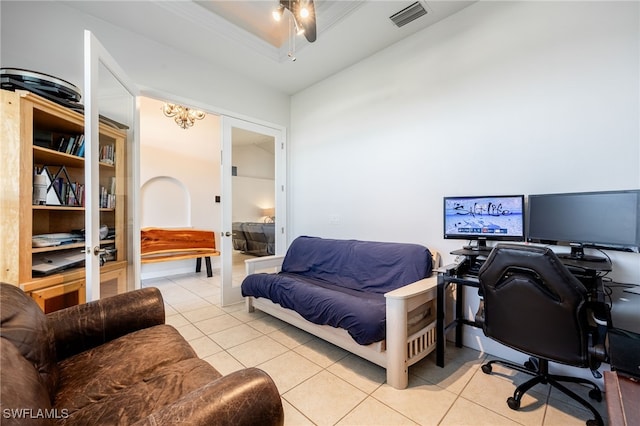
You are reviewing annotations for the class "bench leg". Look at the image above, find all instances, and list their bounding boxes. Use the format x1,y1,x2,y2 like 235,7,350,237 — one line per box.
205,257,212,277
195,257,213,277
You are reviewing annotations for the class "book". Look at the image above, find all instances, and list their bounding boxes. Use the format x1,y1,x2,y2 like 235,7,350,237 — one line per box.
59,137,70,153
65,136,76,154
76,135,85,157
73,134,85,157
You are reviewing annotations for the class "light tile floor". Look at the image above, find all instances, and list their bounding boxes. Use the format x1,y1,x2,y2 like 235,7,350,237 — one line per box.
141,271,608,426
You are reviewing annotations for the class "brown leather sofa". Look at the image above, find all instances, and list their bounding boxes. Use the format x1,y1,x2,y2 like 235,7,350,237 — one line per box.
0,283,284,425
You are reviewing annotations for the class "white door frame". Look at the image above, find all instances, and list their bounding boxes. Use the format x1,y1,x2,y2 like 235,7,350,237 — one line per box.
220,116,286,306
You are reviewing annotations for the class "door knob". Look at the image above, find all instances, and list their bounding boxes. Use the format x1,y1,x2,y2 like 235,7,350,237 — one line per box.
82,247,106,255
224,231,232,237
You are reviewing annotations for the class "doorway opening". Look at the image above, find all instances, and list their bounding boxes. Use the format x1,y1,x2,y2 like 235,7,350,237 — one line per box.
138,96,221,280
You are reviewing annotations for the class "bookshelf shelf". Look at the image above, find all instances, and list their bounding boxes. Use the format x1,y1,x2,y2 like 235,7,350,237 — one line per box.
32,239,116,254
31,206,116,212
32,243,85,254
33,146,85,167
1,89,128,312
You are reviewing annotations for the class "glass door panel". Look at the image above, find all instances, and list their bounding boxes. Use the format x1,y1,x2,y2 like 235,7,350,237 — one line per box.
84,30,138,301
220,117,284,306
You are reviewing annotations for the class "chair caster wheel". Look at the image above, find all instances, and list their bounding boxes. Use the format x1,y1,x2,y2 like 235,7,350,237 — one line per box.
481,364,492,374
507,397,520,410
586,419,601,426
588,388,602,402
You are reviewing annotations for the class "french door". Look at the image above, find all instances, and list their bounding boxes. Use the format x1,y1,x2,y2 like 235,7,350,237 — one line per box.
220,116,286,306
84,30,139,301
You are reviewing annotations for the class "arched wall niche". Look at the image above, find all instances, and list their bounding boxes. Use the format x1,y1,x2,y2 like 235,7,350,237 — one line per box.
141,176,191,228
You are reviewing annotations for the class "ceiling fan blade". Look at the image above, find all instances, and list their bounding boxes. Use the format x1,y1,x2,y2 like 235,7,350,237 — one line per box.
280,0,317,43
299,0,316,43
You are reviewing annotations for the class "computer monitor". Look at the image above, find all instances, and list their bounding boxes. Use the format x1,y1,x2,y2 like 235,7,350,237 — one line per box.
443,195,525,250
527,189,640,261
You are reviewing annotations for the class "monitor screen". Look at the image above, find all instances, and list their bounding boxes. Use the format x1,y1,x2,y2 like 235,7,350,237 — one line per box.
527,189,640,255
443,195,525,247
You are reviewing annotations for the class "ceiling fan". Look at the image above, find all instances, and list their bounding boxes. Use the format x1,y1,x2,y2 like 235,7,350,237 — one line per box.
273,0,317,43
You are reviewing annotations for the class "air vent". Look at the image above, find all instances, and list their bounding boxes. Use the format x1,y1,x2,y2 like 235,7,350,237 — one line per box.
389,1,428,28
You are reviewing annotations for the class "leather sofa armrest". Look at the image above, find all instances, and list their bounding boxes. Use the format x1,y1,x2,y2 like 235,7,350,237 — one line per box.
46,287,165,361
133,368,284,426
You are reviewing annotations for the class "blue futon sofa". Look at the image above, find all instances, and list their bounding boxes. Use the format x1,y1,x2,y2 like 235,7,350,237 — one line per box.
241,236,440,389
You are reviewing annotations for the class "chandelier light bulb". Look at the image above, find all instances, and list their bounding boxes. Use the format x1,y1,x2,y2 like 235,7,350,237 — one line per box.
272,5,284,22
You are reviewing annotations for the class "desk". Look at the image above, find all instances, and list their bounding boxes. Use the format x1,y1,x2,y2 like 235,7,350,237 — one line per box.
435,261,478,367
604,371,640,425
435,253,610,368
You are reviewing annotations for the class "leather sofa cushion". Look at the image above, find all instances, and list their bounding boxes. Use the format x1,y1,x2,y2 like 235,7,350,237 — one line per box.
58,358,222,425
54,324,221,422
0,284,58,399
0,338,54,425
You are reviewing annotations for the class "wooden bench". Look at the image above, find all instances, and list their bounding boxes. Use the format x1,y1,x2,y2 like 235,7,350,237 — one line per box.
140,228,219,277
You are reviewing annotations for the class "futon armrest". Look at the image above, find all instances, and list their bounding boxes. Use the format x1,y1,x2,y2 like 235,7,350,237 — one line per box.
133,368,284,426
385,274,438,388
384,275,438,301
245,254,286,275
46,287,165,361
385,275,438,334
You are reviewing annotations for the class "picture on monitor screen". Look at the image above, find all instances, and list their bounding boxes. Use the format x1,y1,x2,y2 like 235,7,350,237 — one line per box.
443,195,525,248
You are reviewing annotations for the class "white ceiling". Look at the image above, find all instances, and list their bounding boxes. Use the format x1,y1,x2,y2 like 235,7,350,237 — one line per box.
62,0,475,95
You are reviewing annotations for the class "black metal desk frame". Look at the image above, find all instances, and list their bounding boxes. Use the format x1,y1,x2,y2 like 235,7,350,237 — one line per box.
435,249,611,368
435,252,483,368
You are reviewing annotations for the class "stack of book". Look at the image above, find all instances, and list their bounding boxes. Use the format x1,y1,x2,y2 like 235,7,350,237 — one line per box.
99,143,115,165
34,130,85,157
34,166,84,207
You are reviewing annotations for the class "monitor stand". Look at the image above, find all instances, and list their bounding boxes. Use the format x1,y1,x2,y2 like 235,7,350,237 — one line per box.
558,246,612,272
463,240,489,252
558,245,607,263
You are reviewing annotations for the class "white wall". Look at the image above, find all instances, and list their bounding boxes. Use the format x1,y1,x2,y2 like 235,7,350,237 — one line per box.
0,1,290,126
290,1,639,369
232,144,276,222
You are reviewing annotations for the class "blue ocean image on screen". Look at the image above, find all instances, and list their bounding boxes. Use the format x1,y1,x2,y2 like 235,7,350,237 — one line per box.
445,197,524,237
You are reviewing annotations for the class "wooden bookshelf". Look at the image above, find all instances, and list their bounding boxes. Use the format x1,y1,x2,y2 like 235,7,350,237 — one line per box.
0,89,128,312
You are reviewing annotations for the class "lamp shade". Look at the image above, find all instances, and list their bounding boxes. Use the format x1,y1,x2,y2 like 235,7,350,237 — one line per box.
261,208,275,217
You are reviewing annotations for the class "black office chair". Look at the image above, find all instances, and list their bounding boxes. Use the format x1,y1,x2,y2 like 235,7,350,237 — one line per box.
476,244,606,426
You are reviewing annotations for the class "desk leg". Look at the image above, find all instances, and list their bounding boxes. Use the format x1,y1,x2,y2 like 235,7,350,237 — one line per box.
436,274,446,367
456,282,464,348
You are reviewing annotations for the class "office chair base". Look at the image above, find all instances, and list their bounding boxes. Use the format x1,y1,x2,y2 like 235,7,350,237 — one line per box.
481,358,603,426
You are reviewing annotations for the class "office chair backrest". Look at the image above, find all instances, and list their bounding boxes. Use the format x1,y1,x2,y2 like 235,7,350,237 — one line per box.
478,244,589,366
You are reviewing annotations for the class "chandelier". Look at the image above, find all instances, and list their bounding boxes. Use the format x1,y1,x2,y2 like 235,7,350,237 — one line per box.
162,103,206,129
